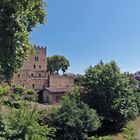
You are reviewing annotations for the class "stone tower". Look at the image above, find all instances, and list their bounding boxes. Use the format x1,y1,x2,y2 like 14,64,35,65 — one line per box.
12,46,48,90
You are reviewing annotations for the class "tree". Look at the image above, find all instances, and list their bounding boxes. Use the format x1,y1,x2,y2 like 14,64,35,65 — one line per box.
47,55,70,74
74,74,84,86
0,106,55,140
0,0,46,83
81,61,138,131
43,89,101,140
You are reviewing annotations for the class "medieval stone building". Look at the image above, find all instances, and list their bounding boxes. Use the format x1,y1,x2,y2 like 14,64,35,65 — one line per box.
12,46,74,104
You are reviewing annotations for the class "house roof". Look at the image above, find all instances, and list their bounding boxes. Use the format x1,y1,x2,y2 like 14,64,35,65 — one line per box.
44,87,72,93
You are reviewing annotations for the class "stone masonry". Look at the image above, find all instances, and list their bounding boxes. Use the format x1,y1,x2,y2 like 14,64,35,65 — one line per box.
12,46,74,93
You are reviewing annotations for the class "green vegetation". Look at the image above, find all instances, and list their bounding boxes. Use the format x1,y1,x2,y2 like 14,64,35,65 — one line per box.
0,106,55,140
0,86,10,96
122,125,137,140
0,60,140,139
81,61,138,132
40,89,100,140
0,0,46,83
88,136,112,140
47,55,70,74
14,85,25,95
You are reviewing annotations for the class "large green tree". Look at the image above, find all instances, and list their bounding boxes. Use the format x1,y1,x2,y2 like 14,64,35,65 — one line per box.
0,0,46,83
81,61,138,131
47,55,70,74
42,89,101,140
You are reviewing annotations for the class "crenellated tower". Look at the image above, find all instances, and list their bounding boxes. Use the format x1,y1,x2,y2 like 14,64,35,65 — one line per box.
12,46,49,90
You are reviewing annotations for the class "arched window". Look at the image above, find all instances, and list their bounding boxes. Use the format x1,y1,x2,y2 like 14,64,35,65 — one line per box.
39,65,41,69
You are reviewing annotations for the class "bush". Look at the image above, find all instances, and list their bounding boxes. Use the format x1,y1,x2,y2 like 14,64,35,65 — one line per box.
26,89,36,95
0,107,55,139
24,89,37,102
24,94,38,102
122,125,137,140
13,86,25,95
0,86,10,96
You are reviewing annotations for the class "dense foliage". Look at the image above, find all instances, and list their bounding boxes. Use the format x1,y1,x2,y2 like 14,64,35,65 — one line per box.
81,61,138,131
0,0,46,82
0,107,55,140
74,74,84,86
47,55,70,74
41,90,101,140
122,125,137,140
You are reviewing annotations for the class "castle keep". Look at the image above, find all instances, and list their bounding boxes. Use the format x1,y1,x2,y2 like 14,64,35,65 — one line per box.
12,46,74,104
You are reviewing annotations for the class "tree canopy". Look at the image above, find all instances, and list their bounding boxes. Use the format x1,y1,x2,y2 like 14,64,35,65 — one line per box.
0,0,46,83
42,89,101,140
81,61,138,131
47,55,70,74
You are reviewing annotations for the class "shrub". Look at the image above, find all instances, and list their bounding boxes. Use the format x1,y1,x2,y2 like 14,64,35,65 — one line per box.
0,107,55,139
26,89,36,95
24,94,38,102
122,125,137,140
13,86,25,95
0,86,10,96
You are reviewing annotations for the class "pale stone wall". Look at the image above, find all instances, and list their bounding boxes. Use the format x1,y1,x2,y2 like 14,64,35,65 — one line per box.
49,75,74,88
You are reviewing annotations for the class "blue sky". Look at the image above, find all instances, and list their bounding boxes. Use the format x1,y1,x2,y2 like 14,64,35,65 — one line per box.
30,0,140,74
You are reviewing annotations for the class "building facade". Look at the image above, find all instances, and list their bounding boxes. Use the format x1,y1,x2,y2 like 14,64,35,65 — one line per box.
12,46,74,104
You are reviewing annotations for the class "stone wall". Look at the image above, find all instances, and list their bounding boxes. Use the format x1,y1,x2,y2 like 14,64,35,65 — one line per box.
49,75,74,88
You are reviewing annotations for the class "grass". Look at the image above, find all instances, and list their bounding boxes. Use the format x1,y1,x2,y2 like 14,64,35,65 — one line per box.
112,116,140,140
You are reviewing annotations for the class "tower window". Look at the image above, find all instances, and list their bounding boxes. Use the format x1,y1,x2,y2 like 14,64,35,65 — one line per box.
39,73,41,77
33,65,36,69
32,84,35,88
35,56,38,61
31,73,34,77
